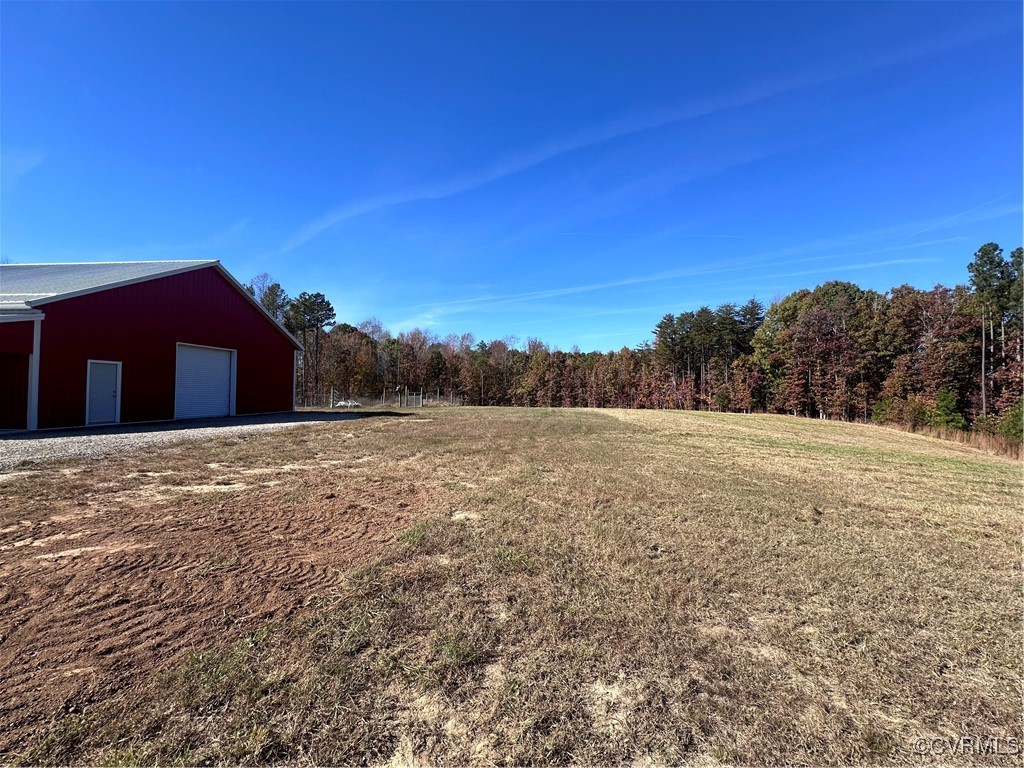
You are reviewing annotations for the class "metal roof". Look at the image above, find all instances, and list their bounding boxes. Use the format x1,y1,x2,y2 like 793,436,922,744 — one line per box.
0,261,215,309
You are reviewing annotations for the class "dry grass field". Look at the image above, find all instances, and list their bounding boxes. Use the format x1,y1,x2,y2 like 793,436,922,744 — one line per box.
1,408,1021,765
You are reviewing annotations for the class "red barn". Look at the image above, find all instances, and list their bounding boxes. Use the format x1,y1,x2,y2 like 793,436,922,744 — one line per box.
0,260,301,430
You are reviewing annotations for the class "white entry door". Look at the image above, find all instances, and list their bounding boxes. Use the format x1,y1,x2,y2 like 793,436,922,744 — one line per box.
87,361,120,425
174,344,234,419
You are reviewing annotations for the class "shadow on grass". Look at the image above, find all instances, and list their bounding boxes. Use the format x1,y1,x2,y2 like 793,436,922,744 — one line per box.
0,410,412,442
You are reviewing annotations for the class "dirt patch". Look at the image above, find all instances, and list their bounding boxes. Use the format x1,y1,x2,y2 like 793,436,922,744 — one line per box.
588,676,636,736
0,431,442,755
0,471,39,483
172,482,250,493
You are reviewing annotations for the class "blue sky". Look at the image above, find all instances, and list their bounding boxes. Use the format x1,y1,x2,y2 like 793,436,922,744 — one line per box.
2,2,1021,351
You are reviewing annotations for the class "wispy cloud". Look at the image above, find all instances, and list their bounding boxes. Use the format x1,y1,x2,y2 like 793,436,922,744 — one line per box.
279,24,1004,255
393,255,938,333
392,252,943,332
1,148,47,194
401,235,962,322
895,192,1019,241
573,327,656,341
93,217,252,260
12,218,251,263
387,190,1020,332
198,218,252,250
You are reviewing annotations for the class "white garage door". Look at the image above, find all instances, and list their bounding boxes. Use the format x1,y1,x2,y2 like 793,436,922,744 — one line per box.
175,344,233,419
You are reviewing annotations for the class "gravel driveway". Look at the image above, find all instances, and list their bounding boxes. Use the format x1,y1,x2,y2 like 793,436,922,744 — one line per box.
0,411,380,471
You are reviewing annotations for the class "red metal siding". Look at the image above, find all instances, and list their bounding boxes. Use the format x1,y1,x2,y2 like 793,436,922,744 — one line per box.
0,353,29,429
36,267,297,429
0,320,35,355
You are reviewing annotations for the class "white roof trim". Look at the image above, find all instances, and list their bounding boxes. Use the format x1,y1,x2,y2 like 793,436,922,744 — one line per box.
0,310,45,323
8,260,216,265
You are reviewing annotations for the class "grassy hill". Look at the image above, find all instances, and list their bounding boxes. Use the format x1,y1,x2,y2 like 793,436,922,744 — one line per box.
8,408,1021,765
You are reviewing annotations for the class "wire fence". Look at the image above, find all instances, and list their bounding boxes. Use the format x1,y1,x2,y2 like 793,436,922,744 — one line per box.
295,388,464,409
379,388,464,407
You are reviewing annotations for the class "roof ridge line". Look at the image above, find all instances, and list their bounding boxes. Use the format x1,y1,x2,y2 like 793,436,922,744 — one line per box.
0,259,220,266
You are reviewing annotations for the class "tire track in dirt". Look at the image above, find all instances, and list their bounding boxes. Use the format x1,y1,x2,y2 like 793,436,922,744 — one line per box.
0,468,438,755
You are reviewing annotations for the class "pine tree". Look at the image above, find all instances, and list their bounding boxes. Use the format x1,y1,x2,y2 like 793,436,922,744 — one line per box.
968,243,1008,416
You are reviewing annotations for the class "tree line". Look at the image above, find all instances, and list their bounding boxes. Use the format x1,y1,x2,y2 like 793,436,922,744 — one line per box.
247,242,1022,441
